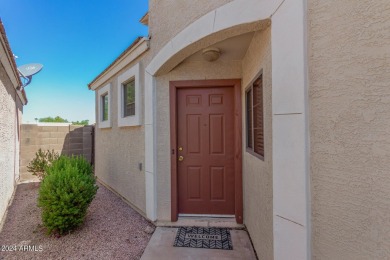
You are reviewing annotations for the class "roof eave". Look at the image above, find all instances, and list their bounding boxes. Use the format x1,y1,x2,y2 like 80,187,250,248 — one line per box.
139,12,149,26
0,19,25,104
16,89,28,105
88,37,150,90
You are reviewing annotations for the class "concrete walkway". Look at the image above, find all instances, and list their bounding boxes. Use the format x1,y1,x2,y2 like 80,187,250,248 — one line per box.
141,227,257,260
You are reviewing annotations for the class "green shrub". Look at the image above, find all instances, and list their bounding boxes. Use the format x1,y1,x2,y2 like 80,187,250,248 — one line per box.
27,149,59,180
38,156,98,235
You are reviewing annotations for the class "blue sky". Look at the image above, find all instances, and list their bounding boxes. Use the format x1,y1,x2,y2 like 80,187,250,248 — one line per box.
0,0,148,123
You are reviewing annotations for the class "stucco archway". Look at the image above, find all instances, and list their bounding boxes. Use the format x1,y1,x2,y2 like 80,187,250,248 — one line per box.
145,0,282,76
144,0,310,259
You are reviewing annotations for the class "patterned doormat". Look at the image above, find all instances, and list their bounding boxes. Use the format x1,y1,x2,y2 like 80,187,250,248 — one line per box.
173,227,233,250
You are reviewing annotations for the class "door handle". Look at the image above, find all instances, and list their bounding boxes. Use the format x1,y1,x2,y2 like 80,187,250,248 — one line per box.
178,155,184,162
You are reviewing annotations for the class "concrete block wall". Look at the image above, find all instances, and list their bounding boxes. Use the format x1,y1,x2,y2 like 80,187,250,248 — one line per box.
20,124,94,182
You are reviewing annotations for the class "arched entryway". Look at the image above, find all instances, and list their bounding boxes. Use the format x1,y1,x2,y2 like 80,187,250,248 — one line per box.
144,0,310,259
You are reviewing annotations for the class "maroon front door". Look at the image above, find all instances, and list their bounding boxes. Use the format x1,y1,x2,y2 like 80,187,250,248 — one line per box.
177,86,235,214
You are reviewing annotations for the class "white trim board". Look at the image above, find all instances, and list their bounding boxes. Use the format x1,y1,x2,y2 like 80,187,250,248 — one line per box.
97,83,112,129
117,63,142,127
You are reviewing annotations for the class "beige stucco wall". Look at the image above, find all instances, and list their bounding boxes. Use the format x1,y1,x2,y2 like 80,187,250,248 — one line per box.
94,58,149,214
153,27,274,260
155,59,242,220
0,62,22,226
93,0,267,222
94,7,275,256
149,0,233,56
309,1,390,259
15,100,22,182
241,27,273,260
93,0,231,214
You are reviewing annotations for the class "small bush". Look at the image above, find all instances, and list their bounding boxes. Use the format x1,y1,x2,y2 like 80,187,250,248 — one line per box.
27,149,59,180
38,156,98,235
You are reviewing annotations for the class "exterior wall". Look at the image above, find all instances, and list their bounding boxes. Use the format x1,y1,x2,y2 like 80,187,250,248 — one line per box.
93,1,311,258
241,27,273,260
148,0,233,56
145,1,310,258
14,97,22,182
155,60,242,220
94,59,148,214
19,124,94,182
0,62,22,226
309,1,390,259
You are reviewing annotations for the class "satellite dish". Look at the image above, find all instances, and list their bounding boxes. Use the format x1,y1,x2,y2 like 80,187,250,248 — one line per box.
17,63,43,89
18,63,43,77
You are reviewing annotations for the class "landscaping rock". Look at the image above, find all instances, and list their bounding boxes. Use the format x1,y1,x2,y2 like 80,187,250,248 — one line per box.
0,182,154,260
144,226,155,235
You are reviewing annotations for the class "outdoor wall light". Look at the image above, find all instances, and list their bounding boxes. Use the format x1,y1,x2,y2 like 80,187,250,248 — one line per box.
202,47,221,62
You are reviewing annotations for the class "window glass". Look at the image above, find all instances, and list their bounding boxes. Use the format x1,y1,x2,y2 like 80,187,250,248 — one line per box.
246,89,253,149
102,94,108,121
246,75,264,158
123,79,135,117
253,77,264,157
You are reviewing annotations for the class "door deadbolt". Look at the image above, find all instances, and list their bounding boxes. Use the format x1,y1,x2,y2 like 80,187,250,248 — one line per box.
178,147,183,151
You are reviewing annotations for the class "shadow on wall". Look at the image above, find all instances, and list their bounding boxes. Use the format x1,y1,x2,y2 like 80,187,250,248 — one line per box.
20,124,95,183
61,125,94,164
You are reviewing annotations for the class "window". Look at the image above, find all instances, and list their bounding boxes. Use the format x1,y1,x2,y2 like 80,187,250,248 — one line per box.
246,74,264,158
117,63,142,127
102,94,109,121
97,83,111,128
123,79,135,117
246,89,253,149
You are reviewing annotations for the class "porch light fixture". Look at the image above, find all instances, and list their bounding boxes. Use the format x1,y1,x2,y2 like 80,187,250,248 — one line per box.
202,47,221,62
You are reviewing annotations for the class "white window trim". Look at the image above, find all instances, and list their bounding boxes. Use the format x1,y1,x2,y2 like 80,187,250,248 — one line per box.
97,83,111,128
117,63,142,127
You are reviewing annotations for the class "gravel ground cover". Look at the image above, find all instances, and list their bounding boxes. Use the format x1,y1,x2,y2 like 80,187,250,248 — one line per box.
0,182,155,260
